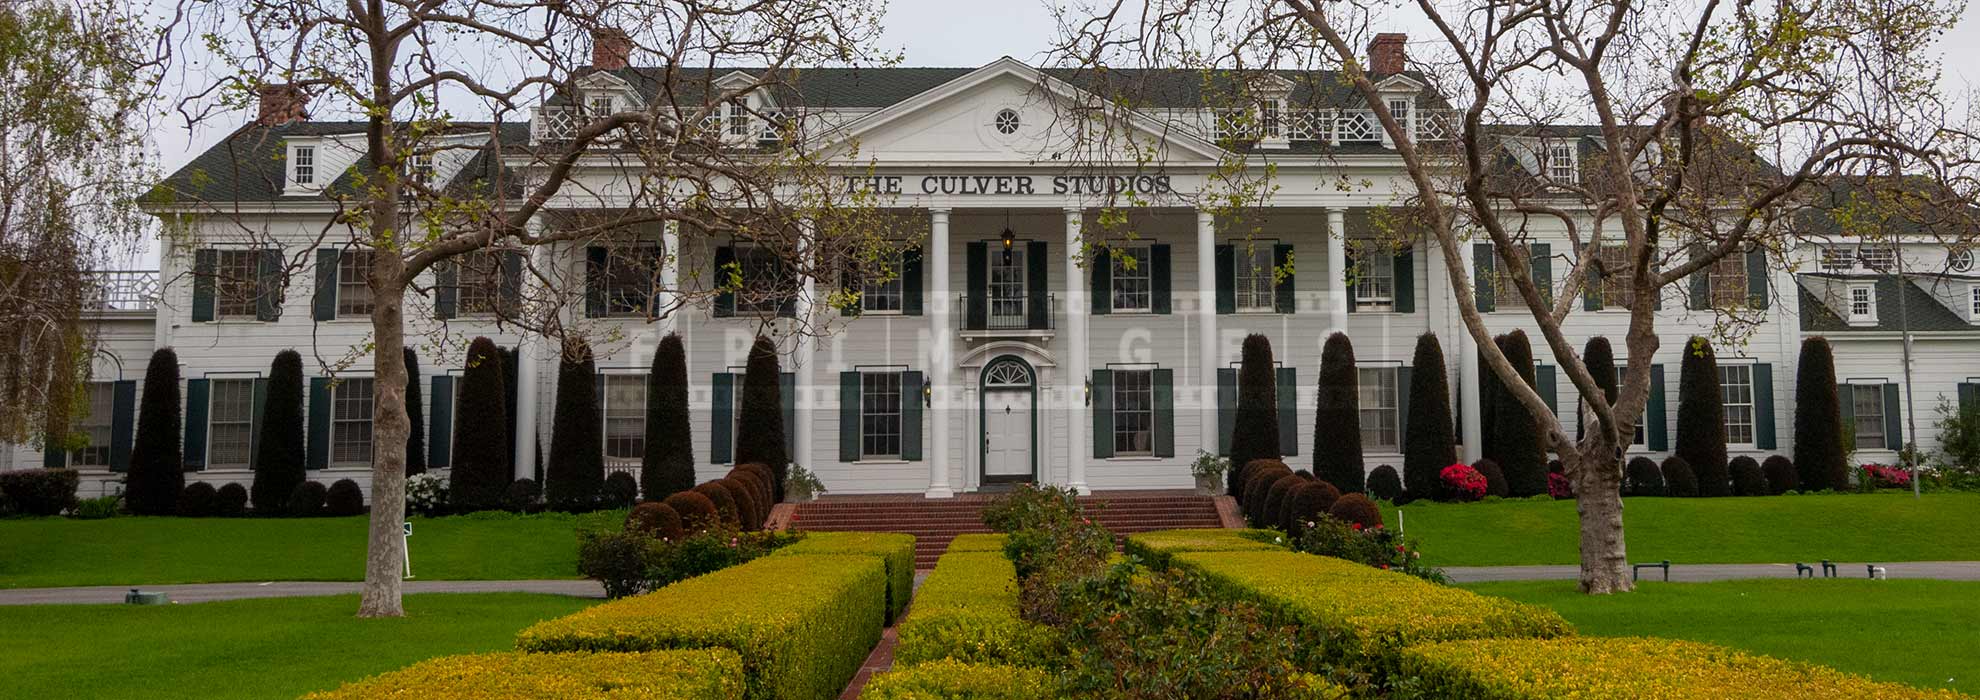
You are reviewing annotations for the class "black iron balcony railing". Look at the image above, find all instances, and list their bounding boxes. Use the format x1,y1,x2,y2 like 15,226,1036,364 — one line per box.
959,292,1056,332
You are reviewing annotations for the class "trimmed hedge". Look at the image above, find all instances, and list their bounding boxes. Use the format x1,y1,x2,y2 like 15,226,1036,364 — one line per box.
893,551,1057,669
858,659,1059,700
1662,455,1699,497
1762,455,1798,495
602,472,639,509
1122,528,1282,569
1730,456,1767,497
518,554,885,700
287,480,328,517
301,650,745,700
1473,459,1509,498
0,468,80,516
1328,493,1383,529
626,502,685,541
1283,480,1342,534
326,479,365,516
773,532,915,623
1396,636,1966,700
1172,550,1570,678
945,533,1008,552
1624,457,1665,497
1367,465,1403,502
177,482,218,517
215,482,248,517
664,491,719,530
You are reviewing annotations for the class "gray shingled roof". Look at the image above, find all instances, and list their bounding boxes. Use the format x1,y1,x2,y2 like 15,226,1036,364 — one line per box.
1797,273,1975,332
149,121,530,204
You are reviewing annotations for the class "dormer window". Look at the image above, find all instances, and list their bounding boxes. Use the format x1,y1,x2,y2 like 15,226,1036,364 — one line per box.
1847,283,1877,325
725,101,750,138
1548,142,1578,183
407,152,434,187
1968,285,1980,321
1386,97,1412,131
1259,100,1282,140
587,95,615,116
291,145,316,186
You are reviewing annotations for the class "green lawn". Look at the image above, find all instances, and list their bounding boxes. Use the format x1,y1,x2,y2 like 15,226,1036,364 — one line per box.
1384,492,1980,567
1468,579,1980,691
0,593,596,700
0,510,626,588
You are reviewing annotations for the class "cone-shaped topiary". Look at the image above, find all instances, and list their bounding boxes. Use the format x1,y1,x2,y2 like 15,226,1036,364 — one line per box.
1492,331,1547,497
1762,455,1798,494
1284,480,1343,535
626,501,686,541
177,482,218,517
735,337,790,501
690,483,740,528
1262,473,1307,530
216,482,248,517
1474,458,1509,498
127,348,184,516
252,350,307,514
1314,333,1365,493
1661,455,1699,497
1625,456,1665,496
1479,339,1503,463
720,477,760,529
1328,493,1384,529
1794,337,1849,491
546,339,606,512
504,478,542,513
1729,456,1767,496
287,480,328,517
1228,334,1282,496
326,479,365,516
404,347,427,476
1403,333,1456,502
1578,337,1619,444
663,490,719,531
500,346,527,480
451,338,510,512
1676,337,1730,496
642,333,696,498
1366,465,1402,502
601,471,638,509
1244,463,1293,524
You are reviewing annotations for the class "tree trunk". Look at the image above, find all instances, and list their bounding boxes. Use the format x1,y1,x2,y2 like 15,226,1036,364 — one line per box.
1570,438,1633,594
360,245,411,618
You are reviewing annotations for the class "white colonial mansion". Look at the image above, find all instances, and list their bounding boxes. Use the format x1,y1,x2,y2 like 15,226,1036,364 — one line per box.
10,33,1980,499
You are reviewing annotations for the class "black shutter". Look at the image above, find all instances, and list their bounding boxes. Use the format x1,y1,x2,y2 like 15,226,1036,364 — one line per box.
314,249,340,321
307,377,331,469
1343,246,1357,315
1529,243,1552,305
710,373,733,463
256,248,283,321
1091,248,1112,315
1393,248,1414,313
1277,367,1298,456
42,442,66,469
192,248,217,322
781,372,796,457
1688,248,1711,311
184,378,210,471
1026,240,1048,330
429,376,453,468
965,242,987,330
1273,244,1295,313
109,380,136,472
901,371,924,461
1883,383,1903,450
1397,367,1413,444
434,259,458,319
902,247,924,316
1154,369,1175,458
1473,243,1495,312
1647,365,1668,451
1151,244,1172,315
1092,369,1114,459
585,246,608,318
776,257,798,319
839,269,861,318
1537,365,1558,415
713,246,737,317
1959,383,1979,414
1214,244,1235,314
1217,368,1236,454
1746,247,1769,309
499,250,524,313
839,372,861,463
1754,363,1776,450
1583,245,1604,311
248,377,267,470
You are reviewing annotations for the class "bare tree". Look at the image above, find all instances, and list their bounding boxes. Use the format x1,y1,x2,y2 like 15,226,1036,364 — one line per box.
1045,0,1978,592
154,0,903,616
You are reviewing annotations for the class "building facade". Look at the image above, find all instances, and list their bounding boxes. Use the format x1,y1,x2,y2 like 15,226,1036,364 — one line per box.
11,44,1978,499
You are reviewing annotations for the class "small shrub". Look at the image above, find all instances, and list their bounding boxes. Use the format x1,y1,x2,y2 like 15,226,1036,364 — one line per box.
1473,459,1509,498
287,480,328,517
626,501,686,541
782,464,826,502
1661,456,1699,497
602,472,638,509
1282,480,1342,534
326,479,366,516
692,481,741,528
71,495,121,519
503,478,543,513
405,472,450,517
0,468,80,516
1762,455,1798,495
1292,517,1445,583
1624,457,1665,496
1546,472,1574,499
177,482,219,517
1367,465,1403,502
575,529,651,599
215,483,249,517
663,490,719,531
1261,473,1308,530
1327,493,1383,529
1730,456,1767,496
1438,463,1487,502
1861,463,1912,490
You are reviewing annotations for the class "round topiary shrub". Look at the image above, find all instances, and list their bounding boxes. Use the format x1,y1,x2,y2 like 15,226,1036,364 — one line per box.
325,479,365,516
726,469,770,519
1284,480,1344,534
1243,463,1293,523
1366,465,1402,502
1730,456,1767,496
1262,473,1308,531
287,480,328,517
1240,459,1288,505
602,472,639,509
215,483,249,517
663,490,719,531
625,501,686,541
504,478,543,513
694,481,742,528
177,482,218,517
1327,493,1384,529
719,477,761,529
736,463,777,504
1547,472,1574,499
1661,456,1699,497
1625,457,1666,496
1438,463,1487,502
1762,455,1798,495
1473,459,1509,498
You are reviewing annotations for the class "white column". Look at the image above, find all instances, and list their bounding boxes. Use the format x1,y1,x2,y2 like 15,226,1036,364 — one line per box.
1064,208,1091,495
154,238,176,350
925,208,955,498
513,226,548,482
1457,242,1484,463
793,218,818,475
1326,207,1348,333
658,219,681,335
1195,210,1220,451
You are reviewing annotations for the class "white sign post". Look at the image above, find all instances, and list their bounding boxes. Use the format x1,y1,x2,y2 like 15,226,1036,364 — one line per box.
402,522,414,580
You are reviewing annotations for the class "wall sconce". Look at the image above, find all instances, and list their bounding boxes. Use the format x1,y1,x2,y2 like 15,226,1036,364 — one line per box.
1000,226,1016,266
1083,379,1092,406
922,378,933,408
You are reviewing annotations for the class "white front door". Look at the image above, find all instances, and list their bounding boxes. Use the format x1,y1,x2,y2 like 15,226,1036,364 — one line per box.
982,389,1032,481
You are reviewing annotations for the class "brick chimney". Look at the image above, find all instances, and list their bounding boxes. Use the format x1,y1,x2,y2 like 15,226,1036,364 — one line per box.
591,28,631,71
1368,33,1408,75
254,84,309,126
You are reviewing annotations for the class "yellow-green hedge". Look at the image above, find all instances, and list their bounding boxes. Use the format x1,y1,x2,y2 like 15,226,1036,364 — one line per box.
517,554,885,700
1173,550,1570,677
893,551,1057,668
1397,637,1971,700
858,659,1058,699
944,533,1007,552
1123,528,1283,568
773,531,916,623
301,650,744,700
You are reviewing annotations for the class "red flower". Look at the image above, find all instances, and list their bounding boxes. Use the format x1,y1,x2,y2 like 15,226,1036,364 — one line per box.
1351,523,1363,531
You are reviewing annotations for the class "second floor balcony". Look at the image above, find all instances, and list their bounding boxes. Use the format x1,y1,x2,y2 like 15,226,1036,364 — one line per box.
960,292,1056,337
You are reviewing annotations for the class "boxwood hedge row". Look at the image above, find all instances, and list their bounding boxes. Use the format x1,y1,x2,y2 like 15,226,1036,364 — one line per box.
857,659,1058,699
301,650,745,700
1396,637,1966,700
770,532,915,623
1120,527,1282,569
892,551,1058,668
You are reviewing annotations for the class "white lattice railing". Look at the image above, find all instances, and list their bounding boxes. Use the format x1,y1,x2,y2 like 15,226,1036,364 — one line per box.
1200,107,1460,146
84,270,159,312
531,106,789,146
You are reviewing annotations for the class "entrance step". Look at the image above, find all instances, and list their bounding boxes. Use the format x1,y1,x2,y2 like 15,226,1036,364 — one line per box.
789,490,1225,569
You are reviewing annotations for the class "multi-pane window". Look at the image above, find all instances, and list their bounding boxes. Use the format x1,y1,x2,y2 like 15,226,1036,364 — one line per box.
1616,367,1649,448
214,250,260,318
1969,286,1980,318
587,95,615,116
331,378,375,467
1719,365,1755,446
1820,247,1854,273
1358,367,1401,450
456,250,503,315
69,382,114,468
861,371,903,459
1492,245,1534,309
860,254,904,313
337,250,374,317
1259,101,1282,139
726,102,751,137
407,153,434,186
1112,369,1154,456
209,378,256,468
1850,385,1885,446
988,246,1027,325
1857,246,1895,271
1706,254,1748,306
1233,244,1276,312
602,375,646,461
1386,98,1411,131
602,245,661,317
1111,246,1152,312
1596,245,1636,308
1352,246,1395,311
1849,286,1875,320
292,145,315,185
735,246,787,314
1548,143,1577,183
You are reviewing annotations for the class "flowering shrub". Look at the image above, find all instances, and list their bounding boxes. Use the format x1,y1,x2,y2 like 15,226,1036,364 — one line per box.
1861,463,1912,490
576,524,801,599
405,472,448,516
1290,517,1446,584
1438,463,1487,502
1546,472,1574,499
